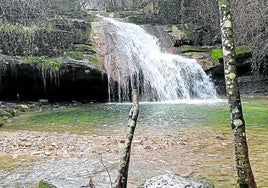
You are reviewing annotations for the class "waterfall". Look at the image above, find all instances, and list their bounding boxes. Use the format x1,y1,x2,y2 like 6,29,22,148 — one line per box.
95,17,217,102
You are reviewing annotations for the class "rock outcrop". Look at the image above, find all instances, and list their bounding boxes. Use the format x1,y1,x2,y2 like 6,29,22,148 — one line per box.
0,54,107,102
0,0,266,102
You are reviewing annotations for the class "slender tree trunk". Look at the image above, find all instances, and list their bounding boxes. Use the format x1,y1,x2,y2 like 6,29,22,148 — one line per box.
218,1,257,187
114,89,139,188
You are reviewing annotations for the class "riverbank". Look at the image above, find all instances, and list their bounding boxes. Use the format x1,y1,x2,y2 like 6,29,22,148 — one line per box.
1,127,267,187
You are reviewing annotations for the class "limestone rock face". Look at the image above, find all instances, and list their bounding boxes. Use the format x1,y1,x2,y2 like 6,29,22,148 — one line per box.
0,54,108,102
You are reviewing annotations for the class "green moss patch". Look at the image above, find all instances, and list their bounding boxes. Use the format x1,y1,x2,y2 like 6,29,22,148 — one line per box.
89,56,100,64
0,21,36,34
38,180,56,188
67,50,84,60
181,45,209,53
20,56,46,64
44,60,62,71
20,56,62,71
211,49,223,64
210,45,250,64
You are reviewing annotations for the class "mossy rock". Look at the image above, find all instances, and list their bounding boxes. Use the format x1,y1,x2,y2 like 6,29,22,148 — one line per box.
210,45,251,64
38,180,57,188
44,59,62,71
20,56,46,65
20,56,62,71
73,44,95,53
67,50,84,60
181,45,211,53
89,55,101,64
0,118,4,127
0,108,13,118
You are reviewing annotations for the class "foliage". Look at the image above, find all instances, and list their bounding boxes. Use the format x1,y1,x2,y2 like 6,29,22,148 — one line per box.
20,56,46,64
67,50,84,60
231,0,268,75
185,0,267,75
20,56,61,71
0,21,36,34
44,60,62,71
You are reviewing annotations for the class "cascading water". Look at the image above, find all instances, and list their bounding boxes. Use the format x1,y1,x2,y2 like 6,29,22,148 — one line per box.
95,17,217,102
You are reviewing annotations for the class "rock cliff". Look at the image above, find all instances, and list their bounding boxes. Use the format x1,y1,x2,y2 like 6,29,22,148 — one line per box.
0,0,266,102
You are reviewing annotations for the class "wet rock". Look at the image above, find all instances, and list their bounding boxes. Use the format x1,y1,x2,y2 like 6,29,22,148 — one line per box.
140,174,214,188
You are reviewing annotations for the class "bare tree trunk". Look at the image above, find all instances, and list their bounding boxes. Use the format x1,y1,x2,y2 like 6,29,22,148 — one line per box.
218,1,257,187
113,89,139,188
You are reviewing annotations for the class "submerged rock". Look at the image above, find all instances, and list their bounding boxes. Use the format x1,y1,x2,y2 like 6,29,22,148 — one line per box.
140,174,214,188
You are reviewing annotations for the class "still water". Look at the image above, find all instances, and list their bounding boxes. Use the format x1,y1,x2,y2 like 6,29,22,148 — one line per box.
12,99,228,134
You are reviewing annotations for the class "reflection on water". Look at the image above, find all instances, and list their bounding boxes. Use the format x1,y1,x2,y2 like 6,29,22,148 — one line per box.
93,99,228,133
8,99,228,134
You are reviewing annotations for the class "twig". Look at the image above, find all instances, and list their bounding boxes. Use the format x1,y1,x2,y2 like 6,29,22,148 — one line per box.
100,156,113,188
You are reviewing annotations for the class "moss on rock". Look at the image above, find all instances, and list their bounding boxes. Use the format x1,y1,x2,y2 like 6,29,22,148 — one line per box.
210,45,250,64
38,180,57,188
67,50,84,60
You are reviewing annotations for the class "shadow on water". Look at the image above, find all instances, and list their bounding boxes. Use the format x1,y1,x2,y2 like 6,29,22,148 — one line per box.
1,97,267,187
